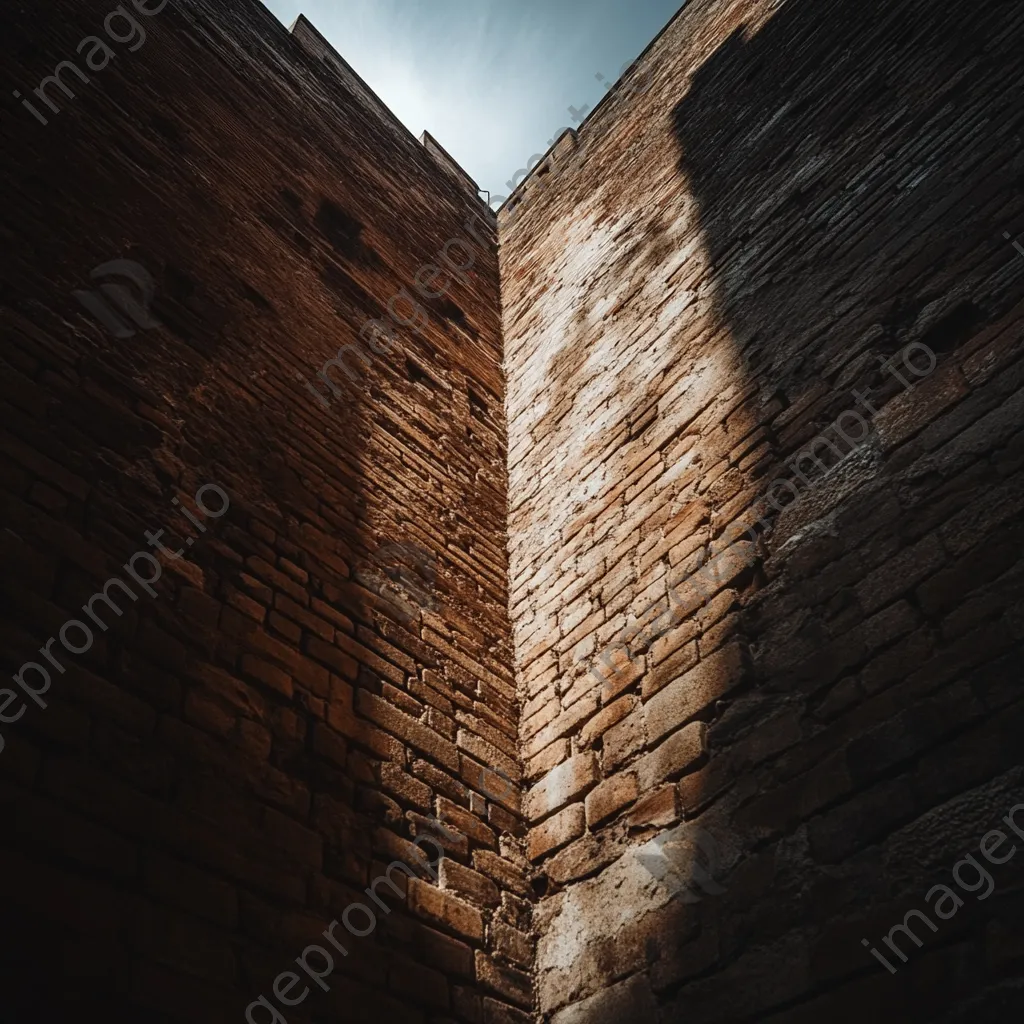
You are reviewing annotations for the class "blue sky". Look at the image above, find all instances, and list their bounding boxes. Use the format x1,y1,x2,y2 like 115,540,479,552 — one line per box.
261,0,685,205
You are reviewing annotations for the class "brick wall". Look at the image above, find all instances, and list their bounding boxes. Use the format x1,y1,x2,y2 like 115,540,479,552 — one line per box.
0,1,529,1021
4,0,1024,1020
501,0,1024,1020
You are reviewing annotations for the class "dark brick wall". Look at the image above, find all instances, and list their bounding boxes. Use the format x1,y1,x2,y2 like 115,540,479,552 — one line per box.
0,2,527,1022
500,0,1024,1020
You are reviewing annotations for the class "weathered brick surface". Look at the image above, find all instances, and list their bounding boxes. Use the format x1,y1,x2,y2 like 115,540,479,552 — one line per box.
5,0,1024,1020
0,1,524,1021
501,0,1024,1019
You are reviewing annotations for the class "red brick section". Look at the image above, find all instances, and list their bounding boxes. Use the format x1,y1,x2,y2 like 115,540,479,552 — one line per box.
0,1,530,1022
501,0,1024,1020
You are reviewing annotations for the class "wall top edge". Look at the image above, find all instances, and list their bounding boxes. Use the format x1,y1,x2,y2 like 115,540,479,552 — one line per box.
288,14,490,210
495,0,694,226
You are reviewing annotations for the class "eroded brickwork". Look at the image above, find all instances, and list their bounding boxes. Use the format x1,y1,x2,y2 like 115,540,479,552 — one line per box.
0,2,528,1021
501,0,1024,1020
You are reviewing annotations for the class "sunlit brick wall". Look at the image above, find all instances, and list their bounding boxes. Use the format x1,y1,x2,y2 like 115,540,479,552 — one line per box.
499,0,1024,1019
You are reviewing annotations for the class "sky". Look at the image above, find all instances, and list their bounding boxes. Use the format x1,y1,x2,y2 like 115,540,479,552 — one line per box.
260,0,686,207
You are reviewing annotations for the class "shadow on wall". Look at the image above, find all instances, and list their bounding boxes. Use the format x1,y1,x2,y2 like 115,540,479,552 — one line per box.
674,0,1024,421
0,1,504,1022
643,0,1024,1020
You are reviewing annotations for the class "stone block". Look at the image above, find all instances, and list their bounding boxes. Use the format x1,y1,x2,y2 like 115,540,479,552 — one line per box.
475,951,533,1009
439,857,501,907
627,784,680,829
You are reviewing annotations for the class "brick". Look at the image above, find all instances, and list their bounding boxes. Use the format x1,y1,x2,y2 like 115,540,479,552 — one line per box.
635,722,707,791
628,784,680,829
454,985,484,1024
875,363,971,450
550,973,657,1024
523,692,599,759
602,707,646,770
474,951,532,1009
579,694,638,749
188,663,267,721
412,759,470,806
262,808,323,869
143,852,238,928
855,532,947,614
380,761,433,811
585,772,638,827
462,759,521,813
527,803,585,861
387,955,450,1009
488,802,524,837
545,832,623,886
369,824,434,880
472,850,533,898
417,923,475,978
250,629,330,695
643,643,746,744
408,812,469,858
524,752,599,823
641,638,699,699
306,634,359,682
408,878,484,943
328,694,404,763
490,920,534,969
650,617,700,666
311,722,349,768
526,738,570,782
483,997,534,1024
439,796,497,848
239,655,292,699
457,729,520,782
358,691,460,771
439,858,501,907
596,645,646,703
